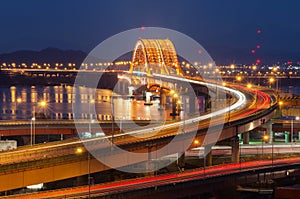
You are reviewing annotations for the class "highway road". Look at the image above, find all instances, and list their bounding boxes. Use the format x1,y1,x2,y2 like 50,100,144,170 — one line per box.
0,80,273,168
186,143,300,156
6,156,300,199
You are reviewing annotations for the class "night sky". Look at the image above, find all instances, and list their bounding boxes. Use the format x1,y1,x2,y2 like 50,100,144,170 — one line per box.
1,0,300,64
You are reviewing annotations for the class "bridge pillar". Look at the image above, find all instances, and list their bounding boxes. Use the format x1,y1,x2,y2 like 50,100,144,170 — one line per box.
284,131,290,143
243,132,250,144
204,145,213,166
266,121,273,144
231,136,240,164
170,96,179,119
189,96,196,115
177,152,185,171
159,91,167,110
146,145,155,176
121,82,125,94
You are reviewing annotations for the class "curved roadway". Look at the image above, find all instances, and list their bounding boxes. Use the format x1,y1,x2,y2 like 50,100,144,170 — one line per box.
7,156,300,199
0,78,274,166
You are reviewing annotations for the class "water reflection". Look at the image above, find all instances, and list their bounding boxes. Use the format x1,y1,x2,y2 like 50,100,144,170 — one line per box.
0,86,167,121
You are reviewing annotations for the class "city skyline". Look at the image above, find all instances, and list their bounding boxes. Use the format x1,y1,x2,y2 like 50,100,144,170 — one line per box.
0,0,300,65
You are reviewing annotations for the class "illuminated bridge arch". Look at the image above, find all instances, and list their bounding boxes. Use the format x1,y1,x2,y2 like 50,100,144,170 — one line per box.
129,39,184,76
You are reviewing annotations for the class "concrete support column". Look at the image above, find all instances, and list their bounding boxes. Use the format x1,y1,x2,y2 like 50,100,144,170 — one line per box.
284,131,290,143
117,81,121,94
231,136,240,164
189,96,196,115
204,145,212,166
146,145,155,176
266,121,273,144
122,82,126,94
159,91,166,110
243,132,250,144
170,96,179,119
177,152,185,170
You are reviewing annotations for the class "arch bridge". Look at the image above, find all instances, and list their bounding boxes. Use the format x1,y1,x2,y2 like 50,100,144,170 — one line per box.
129,39,184,76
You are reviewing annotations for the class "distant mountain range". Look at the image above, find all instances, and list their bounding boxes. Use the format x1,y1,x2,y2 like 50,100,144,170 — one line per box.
0,48,87,67
0,47,299,66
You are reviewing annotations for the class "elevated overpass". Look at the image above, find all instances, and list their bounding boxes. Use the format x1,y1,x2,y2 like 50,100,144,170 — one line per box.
0,82,277,192
5,156,300,199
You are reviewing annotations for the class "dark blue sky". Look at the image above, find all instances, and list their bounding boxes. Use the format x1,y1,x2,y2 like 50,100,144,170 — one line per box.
1,0,299,64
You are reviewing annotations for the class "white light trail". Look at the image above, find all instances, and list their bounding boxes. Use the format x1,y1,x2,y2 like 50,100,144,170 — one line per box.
1,74,247,155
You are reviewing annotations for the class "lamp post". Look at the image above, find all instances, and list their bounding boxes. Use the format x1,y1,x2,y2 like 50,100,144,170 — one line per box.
30,100,47,145
272,129,274,173
75,147,91,198
239,134,242,171
291,116,299,143
30,105,36,146
269,77,278,93
88,152,91,198
30,116,35,146
88,99,95,137
111,99,115,144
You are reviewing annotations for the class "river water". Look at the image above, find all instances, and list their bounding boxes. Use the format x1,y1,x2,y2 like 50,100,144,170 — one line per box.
0,85,168,121
0,85,298,121
280,86,300,95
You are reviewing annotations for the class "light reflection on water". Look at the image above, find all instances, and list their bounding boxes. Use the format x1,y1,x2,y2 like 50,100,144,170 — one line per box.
0,86,168,121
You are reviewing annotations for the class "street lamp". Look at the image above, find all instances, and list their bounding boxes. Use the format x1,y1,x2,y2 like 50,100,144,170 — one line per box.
30,100,47,145
271,120,274,174
269,77,278,93
88,99,95,137
87,152,91,198
30,117,35,146
291,116,299,143
75,147,91,198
